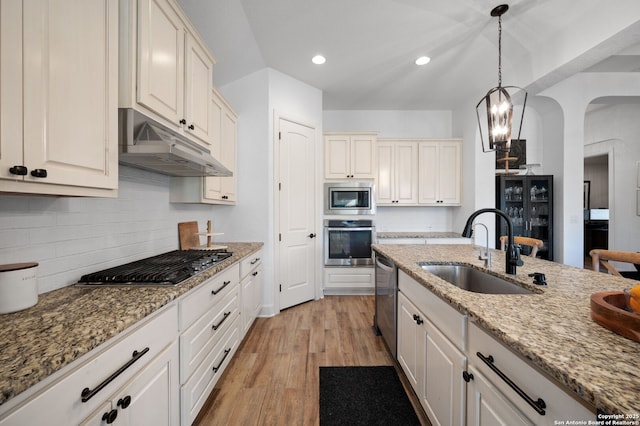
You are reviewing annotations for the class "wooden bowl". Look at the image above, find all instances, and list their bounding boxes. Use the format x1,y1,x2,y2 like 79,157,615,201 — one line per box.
590,292,640,343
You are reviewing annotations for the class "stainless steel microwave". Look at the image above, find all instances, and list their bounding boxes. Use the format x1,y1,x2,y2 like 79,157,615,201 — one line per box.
324,182,375,215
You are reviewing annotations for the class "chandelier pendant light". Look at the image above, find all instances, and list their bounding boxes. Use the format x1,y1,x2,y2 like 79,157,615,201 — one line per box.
476,4,527,153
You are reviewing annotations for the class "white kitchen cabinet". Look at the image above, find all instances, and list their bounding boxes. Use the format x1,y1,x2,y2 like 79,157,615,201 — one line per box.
178,263,241,425
79,341,179,426
376,140,419,205
120,0,215,148
323,267,375,295
465,366,533,426
397,280,467,426
240,250,263,335
397,292,422,390
466,322,595,425
170,88,238,204
0,0,118,197
0,304,178,425
418,140,462,205
324,132,377,179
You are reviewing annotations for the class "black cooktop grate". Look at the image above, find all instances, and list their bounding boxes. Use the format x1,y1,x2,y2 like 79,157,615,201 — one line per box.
79,250,232,285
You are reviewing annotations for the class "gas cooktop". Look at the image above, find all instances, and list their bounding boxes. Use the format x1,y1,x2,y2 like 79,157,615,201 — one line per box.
78,250,233,286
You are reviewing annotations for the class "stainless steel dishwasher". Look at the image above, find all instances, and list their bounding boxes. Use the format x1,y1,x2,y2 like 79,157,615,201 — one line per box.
373,252,397,358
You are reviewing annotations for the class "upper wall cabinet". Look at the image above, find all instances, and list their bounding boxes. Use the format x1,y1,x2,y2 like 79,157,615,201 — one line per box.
418,140,462,206
376,139,462,207
119,0,215,149
377,140,419,205
324,132,377,179
0,0,118,197
170,88,238,204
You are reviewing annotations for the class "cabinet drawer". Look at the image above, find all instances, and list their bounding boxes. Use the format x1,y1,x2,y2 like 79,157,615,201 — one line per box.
0,303,178,425
468,322,595,423
398,270,467,351
180,285,240,381
240,249,263,278
179,263,239,330
181,317,240,425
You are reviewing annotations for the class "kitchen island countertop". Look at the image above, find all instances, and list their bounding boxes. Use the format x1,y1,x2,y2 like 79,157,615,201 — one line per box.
372,243,639,416
376,231,464,239
0,242,263,406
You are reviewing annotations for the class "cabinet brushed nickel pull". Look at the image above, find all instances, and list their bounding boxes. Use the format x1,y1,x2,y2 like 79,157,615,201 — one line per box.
212,311,231,330
212,348,231,373
212,280,231,295
81,347,150,403
476,352,546,415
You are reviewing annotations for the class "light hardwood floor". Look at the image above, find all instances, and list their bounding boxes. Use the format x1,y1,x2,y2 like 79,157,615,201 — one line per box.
193,295,430,425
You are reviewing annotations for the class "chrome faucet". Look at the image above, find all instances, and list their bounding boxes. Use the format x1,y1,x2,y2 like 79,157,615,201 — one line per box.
462,208,523,275
472,222,491,268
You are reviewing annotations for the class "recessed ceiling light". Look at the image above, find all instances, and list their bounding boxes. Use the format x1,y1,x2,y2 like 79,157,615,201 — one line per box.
312,55,326,65
415,56,431,66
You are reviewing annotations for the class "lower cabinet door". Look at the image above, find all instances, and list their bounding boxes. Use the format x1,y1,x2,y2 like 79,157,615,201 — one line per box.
397,292,421,389
466,366,532,426
80,341,179,426
421,319,466,426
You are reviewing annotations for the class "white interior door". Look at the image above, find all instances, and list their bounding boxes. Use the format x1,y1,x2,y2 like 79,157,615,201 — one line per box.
277,117,316,310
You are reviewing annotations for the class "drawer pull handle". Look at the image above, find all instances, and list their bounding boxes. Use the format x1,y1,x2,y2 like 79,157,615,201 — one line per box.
252,271,259,277
213,348,231,373
250,257,260,265
81,347,149,403
212,280,231,295
477,352,546,415
212,311,231,330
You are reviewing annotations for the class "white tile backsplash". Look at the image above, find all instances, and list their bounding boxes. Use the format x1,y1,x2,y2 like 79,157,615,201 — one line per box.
0,166,227,294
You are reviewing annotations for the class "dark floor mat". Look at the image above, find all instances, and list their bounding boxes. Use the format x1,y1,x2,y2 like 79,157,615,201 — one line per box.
319,366,421,425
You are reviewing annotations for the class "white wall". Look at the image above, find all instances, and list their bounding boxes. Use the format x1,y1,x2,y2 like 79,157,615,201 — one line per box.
218,67,323,317
584,103,640,254
0,166,225,293
540,72,640,266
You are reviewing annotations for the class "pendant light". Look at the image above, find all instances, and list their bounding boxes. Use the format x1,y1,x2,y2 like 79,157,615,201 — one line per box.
476,4,527,153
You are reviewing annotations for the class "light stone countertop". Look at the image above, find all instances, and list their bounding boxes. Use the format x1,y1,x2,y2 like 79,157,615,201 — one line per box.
372,243,640,416
0,242,263,406
377,231,464,239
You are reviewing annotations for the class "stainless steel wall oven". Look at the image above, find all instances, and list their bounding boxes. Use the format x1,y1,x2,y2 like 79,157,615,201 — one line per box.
323,219,375,266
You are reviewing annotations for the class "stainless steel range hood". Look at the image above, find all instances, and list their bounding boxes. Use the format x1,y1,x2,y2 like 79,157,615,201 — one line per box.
118,109,232,177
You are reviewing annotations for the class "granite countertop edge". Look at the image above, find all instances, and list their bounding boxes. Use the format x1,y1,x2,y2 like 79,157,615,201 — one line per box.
0,242,263,407
372,243,640,416
377,231,464,239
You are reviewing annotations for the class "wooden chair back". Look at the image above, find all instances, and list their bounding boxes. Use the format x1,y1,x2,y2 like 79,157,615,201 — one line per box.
499,236,544,257
589,249,640,277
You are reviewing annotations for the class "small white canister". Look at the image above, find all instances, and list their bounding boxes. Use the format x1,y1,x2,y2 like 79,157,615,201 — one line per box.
0,262,38,314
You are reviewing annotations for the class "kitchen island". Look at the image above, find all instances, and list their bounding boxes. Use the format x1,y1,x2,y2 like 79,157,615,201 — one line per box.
372,243,640,417
0,242,263,407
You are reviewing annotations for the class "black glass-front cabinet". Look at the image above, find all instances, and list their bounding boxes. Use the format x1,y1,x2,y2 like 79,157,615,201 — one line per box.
495,175,553,260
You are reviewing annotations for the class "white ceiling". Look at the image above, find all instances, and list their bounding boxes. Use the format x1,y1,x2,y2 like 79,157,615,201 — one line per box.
177,0,640,110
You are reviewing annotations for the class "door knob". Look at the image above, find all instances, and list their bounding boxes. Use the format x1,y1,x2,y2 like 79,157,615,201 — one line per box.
308,233,316,238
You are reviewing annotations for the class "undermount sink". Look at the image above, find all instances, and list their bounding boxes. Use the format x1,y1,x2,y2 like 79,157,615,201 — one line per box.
418,263,533,295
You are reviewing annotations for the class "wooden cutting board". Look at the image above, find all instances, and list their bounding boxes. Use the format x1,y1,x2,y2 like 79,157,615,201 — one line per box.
178,221,200,250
